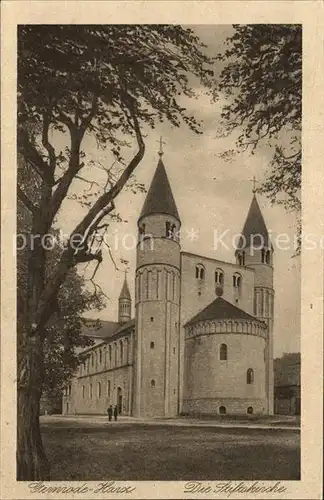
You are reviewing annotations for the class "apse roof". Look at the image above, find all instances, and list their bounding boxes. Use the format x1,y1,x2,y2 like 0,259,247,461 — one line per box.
185,297,265,327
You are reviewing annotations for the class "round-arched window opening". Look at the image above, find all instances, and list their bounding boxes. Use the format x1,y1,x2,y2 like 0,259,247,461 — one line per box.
150,341,155,349
247,406,254,414
151,379,155,387
219,406,226,415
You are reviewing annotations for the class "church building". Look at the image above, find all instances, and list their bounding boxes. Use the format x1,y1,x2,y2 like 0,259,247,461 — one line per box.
63,150,275,417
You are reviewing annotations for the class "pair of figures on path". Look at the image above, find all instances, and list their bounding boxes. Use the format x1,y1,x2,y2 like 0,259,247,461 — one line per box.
107,404,118,422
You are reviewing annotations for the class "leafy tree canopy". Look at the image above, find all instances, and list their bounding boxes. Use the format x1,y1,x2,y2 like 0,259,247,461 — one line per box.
215,24,302,214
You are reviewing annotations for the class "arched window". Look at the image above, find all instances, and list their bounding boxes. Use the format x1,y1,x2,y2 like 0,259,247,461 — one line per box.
195,264,205,280
99,348,102,364
151,379,156,387
120,340,124,365
233,273,241,288
97,382,101,398
139,223,146,236
215,268,224,284
68,384,72,396
89,383,92,399
237,251,245,266
107,380,111,397
247,406,254,414
247,368,254,384
261,248,267,264
220,343,228,361
150,341,155,349
82,385,85,399
166,221,171,238
126,337,130,363
109,345,112,364
219,406,226,414
166,221,176,239
265,250,271,265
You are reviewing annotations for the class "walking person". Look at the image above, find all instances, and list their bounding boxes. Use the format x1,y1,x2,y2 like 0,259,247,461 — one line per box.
114,405,118,422
107,404,113,422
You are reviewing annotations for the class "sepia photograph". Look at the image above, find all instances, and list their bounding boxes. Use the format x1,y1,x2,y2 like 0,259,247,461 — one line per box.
14,21,304,484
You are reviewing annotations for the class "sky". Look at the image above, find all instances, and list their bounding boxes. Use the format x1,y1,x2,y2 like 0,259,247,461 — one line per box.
56,25,300,358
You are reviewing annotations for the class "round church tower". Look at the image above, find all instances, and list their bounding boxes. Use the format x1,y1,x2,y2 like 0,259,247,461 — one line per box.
183,290,268,416
133,152,181,418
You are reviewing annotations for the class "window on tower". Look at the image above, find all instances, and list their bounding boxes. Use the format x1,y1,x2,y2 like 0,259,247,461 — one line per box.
120,340,124,365
151,379,156,387
233,273,241,288
215,268,224,284
166,221,171,238
237,251,245,266
246,368,254,384
139,223,146,236
195,264,205,280
261,248,266,263
265,250,271,265
166,221,177,240
220,343,228,361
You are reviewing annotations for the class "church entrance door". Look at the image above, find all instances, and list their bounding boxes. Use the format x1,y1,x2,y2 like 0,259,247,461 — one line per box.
117,387,122,414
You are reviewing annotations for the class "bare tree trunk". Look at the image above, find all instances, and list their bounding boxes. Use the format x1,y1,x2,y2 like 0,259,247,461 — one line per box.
17,230,51,480
17,332,50,480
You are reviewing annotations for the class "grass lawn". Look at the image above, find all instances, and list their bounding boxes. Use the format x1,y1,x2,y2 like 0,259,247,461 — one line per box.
41,420,300,481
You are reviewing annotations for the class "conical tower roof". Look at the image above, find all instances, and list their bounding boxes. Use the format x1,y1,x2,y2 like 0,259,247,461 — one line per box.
119,276,131,301
139,157,180,222
237,195,272,250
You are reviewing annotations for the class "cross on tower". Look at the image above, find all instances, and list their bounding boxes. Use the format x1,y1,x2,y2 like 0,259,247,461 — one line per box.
251,176,258,194
157,136,166,157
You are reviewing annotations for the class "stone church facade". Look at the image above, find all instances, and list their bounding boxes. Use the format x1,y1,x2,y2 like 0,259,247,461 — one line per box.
63,152,275,417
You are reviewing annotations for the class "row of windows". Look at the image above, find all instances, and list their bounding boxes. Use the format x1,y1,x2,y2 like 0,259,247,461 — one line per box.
82,380,112,399
195,266,242,289
138,221,178,241
237,249,272,266
80,338,130,376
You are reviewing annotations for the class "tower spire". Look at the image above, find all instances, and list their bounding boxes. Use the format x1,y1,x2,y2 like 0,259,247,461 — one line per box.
139,155,180,222
236,195,272,251
118,273,131,324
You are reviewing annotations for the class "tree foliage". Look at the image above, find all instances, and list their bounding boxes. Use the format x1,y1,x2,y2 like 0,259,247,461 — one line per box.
215,24,302,213
17,24,214,480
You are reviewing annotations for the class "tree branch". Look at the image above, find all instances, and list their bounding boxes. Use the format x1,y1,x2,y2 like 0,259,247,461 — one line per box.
17,185,38,215
42,110,56,174
17,127,52,183
35,93,145,330
80,94,98,134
